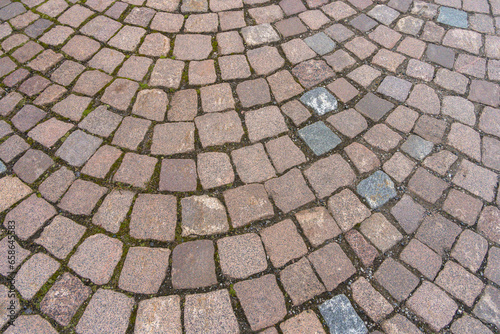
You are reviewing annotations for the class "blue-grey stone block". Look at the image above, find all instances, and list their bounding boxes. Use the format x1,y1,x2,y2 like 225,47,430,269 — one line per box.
0,160,6,174
437,7,468,28
304,32,336,55
300,87,338,116
319,294,368,334
298,121,341,156
401,134,434,160
357,170,397,209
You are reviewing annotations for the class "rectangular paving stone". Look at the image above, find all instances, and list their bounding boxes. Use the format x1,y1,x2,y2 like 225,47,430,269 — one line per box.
280,257,325,305
352,277,393,322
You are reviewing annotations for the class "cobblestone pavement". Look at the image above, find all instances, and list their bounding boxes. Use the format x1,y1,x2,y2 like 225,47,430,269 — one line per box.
0,0,499,333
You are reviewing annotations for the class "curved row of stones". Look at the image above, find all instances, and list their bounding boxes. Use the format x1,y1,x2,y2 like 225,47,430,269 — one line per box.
1,0,500,332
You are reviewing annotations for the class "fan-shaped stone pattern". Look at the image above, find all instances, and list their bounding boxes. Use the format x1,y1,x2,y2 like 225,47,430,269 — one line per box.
0,0,499,332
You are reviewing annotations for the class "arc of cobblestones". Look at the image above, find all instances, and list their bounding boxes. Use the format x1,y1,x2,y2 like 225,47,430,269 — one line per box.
0,0,500,333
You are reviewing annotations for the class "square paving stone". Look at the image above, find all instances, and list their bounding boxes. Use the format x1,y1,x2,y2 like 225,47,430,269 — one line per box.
357,170,397,209
4,315,57,334
295,206,341,247
304,154,355,198
135,296,181,334
129,194,177,242
260,219,308,268
73,70,112,96
159,159,197,192
327,78,359,103
0,176,32,213
281,257,325,305
401,239,442,280
68,234,122,285
281,310,326,334
292,59,334,88
217,30,244,54
36,215,85,259
92,190,134,234
0,135,29,163
188,60,216,85
374,258,419,301
197,152,234,189
304,32,335,55
451,230,488,272
217,233,268,279
5,194,56,240
168,89,198,122
58,179,108,216
40,273,91,326
408,167,448,203
350,13,377,32
56,130,102,167
345,229,379,267
474,285,500,329
377,76,412,102
478,206,500,246
453,160,497,202
245,106,288,142
171,240,217,289
390,194,426,234
351,277,393,322
0,236,30,276
319,294,367,334
360,213,403,252
200,83,234,112
381,315,422,334
265,168,315,213
118,247,170,294
327,189,370,232
76,289,133,334
51,60,85,86
112,116,151,151
81,145,122,179
118,56,152,82
281,38,316,65
407,282,458,332
401,134,434,160
15,253,60,300
149,58,184,89
139,33,170,57
298,121,341,156
234,274,286,331
88,48,125,74
78,106,122,138
180,195,229,236
236,78,270,108
450,314,495,334
13,149,53,184
81,15,122,42
355,93,394,121
101,79,139,111
184,290,239,334
241,23,280,45
219,55,251,81
113,153,157,189
368,4,399,25
173,34,212,60
247,45,284,75
344,143,380,173
267,70,304,103
436,261,484,307
328,109,368,139
348,65,382,87
416,213,461,255
224,184,274,228
231,143,276,183
438,6,468,28
52,94,92,121
265,135,307,173
151,122,195,156
13,105,46,132
195,111,244,147
308,243,356,290
300,87,338,116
